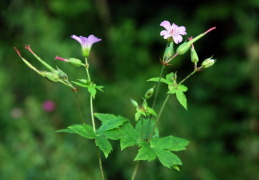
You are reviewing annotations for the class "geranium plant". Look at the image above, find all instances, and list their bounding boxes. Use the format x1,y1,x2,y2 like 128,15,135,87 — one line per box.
14,20,216,180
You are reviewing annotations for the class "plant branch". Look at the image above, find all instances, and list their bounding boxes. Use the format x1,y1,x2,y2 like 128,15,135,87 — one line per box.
147,94,170,143
131,161,141,180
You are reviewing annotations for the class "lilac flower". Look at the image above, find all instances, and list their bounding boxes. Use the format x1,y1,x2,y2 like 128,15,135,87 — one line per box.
160,21,187,44
71,35,101,57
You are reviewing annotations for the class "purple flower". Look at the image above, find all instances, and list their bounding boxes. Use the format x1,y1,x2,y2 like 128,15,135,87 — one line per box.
43,100,56,112
71,35,101,57
160,21,187,44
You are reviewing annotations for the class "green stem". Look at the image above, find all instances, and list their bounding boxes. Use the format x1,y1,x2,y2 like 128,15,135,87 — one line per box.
93,141,105,180
75,93,85,124
147,94,170,143
85,58,96,132
178,69,197,85
131,161,141,180
145,65,165,140
90,95,96,132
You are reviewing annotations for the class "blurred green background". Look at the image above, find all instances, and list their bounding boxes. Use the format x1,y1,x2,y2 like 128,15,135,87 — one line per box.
1,0,259,179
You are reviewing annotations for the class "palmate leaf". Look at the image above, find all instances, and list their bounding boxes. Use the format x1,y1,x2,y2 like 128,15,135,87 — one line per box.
95,113,129,132
134,141,156,161
134,135,189,170
95,135,113,158
150,136,190,151
135,119,159,140
57,124,96,139
120,122,139,150
153,148,182,170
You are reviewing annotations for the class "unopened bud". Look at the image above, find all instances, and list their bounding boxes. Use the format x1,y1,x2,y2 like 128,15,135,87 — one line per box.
176,42,190,55
131,99,139,108
145,87,154,99
68,58,82,67
163,42,174,61
42,72,59,82
190,47,199,64
57,69,68,80
172,72,177,82
201,57,216,68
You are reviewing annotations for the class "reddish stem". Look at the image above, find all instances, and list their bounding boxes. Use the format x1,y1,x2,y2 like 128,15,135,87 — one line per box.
13,47,21,57
55,55,69,62
24,44,35,55
205,27,216,34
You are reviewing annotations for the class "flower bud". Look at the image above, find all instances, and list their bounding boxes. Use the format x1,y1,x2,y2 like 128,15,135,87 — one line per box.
176,42,190,55
57,69,68,80
172,72,177,82
201,57,216,68
42,72,59,82
163,42,174,61
131,99,139,108
68,58,82,67
144,87,154,99
190,47,199,64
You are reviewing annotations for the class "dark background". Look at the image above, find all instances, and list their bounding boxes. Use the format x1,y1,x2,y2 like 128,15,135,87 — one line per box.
1,0,259,179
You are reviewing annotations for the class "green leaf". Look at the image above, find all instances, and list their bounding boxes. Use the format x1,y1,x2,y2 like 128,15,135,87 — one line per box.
98,128,121,140
147,107,157,116
57,128,75,133
166,72,175,82
77,79,89,84
168,137,190,151
88,86,97,99
176,89,187,110
96,86,104,92
69,124,96,139
134,141,156,161
120,122,139,150
135,119,159,140
178,84,188,92
135,111,142,121
147,77,172,85
57,124,96,139
95,113,129,132
150,136,189,151
154,148,182,168
95,135,112,158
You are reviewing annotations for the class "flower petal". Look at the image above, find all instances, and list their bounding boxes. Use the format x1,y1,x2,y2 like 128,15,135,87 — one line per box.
71,35,82,44
173,35,183,44
172,23,180,30
160,30,169,36
160,20,171,31
179,26,187,35
86,35,101,49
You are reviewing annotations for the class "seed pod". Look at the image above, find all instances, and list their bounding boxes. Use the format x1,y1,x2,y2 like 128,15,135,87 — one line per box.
176,42,190,55
144,87,154,99
68,58,82,67
42,72,59,82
